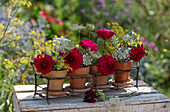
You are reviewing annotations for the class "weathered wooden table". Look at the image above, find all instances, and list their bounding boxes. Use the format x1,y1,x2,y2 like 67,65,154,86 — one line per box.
13,80,170,112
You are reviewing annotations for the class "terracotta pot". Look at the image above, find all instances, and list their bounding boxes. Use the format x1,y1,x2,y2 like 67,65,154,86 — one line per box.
46,70,67,91
114,61,133,83
68,66,89,89
90,65,108,86
90,65,98,73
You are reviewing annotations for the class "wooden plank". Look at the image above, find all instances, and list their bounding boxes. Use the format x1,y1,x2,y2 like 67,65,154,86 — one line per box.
13,80,170,112
13,91,21,112
15,86,158,101
13,80,148,93
17,93,170,111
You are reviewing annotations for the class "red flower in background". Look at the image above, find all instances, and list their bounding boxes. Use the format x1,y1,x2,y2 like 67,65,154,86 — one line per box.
30,19,37,25
40,10,48,19
34,52,55,74
56,18,63,26
64,47,83,71
129,44,145,62
97,28,115,39
48,16,55,23
97,55,117,76
83,89,99,103
79,39,98,51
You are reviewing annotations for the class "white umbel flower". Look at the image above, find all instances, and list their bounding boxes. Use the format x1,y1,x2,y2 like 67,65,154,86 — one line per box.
105,97,125,112
83,53,93,66
122,34,131,43
69,24,85,31
53,37,73,52
115,46,130,61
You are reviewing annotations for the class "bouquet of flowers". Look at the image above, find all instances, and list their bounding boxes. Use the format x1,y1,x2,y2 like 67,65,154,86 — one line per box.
33,37,73,74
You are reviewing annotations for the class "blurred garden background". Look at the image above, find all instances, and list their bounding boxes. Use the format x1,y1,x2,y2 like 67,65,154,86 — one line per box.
0,0,169,111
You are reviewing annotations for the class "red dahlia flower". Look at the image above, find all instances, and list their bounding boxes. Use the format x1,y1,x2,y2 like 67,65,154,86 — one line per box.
97,55,117,76
34,52,55,74
83,89,99,103
64,47,83,71
129,44,145,62
79,39,98,51
97,28,115,39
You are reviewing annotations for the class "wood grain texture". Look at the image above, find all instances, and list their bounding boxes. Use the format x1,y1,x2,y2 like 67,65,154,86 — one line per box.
13,80,170,112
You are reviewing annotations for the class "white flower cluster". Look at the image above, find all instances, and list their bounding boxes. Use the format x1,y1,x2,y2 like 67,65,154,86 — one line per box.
111,35,117,45
83,53,93,66
122,34,132,43
115,46,130,61
53,37,73,53
105,97,125,112
69,24,85,31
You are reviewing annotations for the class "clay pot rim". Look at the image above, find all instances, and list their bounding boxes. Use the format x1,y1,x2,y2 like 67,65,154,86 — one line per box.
117,60,133,64
50,70,68,72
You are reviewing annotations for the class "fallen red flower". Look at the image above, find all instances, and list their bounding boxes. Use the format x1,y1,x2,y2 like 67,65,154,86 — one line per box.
83,89,99,103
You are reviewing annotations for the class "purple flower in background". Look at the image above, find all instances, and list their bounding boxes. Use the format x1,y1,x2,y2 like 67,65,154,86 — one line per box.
127,17,132,23
134,27,139,32
148,42,155,48
154,47,158,52
114,16,119,20
125,0,133,5
112,0,117,2
124,9,129,14
118,11,123,15
96,0,105,9
80,9,86,14
0,50,4,53
163,24,167,29
104,12,110,16
96,23,102,27
147,16,152,21
140,37,147,45
92,8,97,14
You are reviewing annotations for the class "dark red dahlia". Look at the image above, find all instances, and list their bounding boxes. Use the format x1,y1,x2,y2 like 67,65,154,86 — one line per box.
97,55,117,76
97,28,115,39
129,44,145,62
83,89,99,103
79,39,98,51
34,52,55,74
64,47,83,71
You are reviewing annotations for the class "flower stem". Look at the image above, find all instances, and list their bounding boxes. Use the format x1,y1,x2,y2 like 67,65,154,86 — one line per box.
1,7,20,41
104,39,106,54
89,32,90,40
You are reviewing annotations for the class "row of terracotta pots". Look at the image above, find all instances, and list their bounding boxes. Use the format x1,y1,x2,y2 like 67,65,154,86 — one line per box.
46,61,132,93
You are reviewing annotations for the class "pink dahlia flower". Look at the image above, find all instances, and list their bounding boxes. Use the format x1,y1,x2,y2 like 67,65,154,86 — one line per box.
97,28,115,39
79,39,98,51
